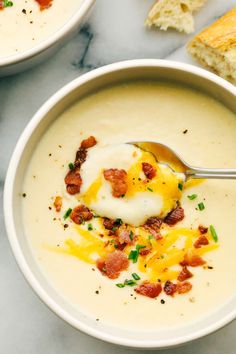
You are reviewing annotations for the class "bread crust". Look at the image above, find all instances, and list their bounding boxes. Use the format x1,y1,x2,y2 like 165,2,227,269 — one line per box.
188,8,236,51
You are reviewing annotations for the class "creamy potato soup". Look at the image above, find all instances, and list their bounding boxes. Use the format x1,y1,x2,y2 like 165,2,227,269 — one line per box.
23,81,236,330
0,0,81,58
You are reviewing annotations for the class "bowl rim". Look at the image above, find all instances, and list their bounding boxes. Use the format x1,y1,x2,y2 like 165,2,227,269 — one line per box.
4,59,236,349
0,0,95,67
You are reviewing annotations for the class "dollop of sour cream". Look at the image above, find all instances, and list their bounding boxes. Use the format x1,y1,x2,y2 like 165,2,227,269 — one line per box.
79,144,185,226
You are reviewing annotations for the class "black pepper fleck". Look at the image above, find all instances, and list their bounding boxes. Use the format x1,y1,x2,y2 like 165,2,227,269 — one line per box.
22,193,27,198
161,299,165,304
183,129,188,134
95,290,99,294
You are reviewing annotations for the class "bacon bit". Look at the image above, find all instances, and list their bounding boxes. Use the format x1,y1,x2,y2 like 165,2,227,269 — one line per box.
139,247,151,256
164,280,177,296
180,253,206,267
80,136,97,149
144,217,162,239
35,0,53,10
96,251,129,279
164,206,184,226
103,218,115,230
142,162,156,179
198,225,208,234
194,235,209,249
135,281,162,298
103,169,128,198
0,2,3,10
65,168,82,195
177,266,193,282
70,205,93,225
74,148,87,168
176,281,192,294
116,224,134,245
53,196,62,212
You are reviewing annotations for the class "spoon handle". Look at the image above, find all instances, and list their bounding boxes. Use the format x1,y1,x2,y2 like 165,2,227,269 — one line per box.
186,168,236,179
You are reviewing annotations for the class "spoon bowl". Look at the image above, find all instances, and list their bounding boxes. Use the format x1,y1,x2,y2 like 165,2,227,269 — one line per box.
129,141,236,180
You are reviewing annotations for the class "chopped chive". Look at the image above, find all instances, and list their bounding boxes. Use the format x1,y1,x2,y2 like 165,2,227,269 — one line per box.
114,244,119,249
124,279,136,286
129,245,146,263
116,283,125,288
178,183,183,191
136,244,146,252
187,194,197,200
198,202,205,211
147,187,153,192
87,223,93,231
128,250,138,263
3,0,13,7
112,226,118,232
63,208,72,219
129,231,134,241
115,218,123,225
148,234,154,240
132,273,140,280
68,162,74,170
210,225,218,242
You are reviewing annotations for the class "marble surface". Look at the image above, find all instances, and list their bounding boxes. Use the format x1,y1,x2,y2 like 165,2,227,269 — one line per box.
0,0,235,353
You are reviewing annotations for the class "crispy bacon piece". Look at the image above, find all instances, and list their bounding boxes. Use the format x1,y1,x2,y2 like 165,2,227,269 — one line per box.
116,224,134,245
198,225,208,234
178,266,193,282
135,281,162,298
35,0,53,11
80,136,97,149
164,280,177,296
70,205,93,225
96,251,129,279
142,162,156,179
176,281,192,294
103,218,116,230
64,168,82,195
103,169,128,198
139,247,151,256
180,253,206,267
144,217,162,239
194,235,209,249
53,196,62,212
164,206,184,226
74,149,87,169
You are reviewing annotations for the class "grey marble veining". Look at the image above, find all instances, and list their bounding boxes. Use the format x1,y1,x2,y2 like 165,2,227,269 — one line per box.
1,1,236,353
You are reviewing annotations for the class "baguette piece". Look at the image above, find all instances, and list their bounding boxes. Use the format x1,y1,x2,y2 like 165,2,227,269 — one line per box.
146,0,207,34
188,8,236,84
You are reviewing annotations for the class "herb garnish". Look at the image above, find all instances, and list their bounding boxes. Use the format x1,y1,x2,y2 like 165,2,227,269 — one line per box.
129,231,134,241
132,273,140,280
147,187,153,192
178,183,183,191
187,194,197,200
124,279,136,286
87,223,93,231
63,208,72,219
68,162,74,170
198,202,205,211
128,244,146,263
3,0,13,7
210,225,218,242
116,283,125,288
115,218,123,225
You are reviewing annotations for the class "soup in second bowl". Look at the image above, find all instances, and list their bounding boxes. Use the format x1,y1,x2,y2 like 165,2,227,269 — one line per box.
0,0,82,58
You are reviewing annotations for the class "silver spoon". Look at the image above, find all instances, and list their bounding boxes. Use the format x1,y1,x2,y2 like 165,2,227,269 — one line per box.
129,141,236,180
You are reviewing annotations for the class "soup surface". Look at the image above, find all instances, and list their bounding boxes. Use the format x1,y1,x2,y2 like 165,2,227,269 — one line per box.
0,0,82,58
23,81,236,330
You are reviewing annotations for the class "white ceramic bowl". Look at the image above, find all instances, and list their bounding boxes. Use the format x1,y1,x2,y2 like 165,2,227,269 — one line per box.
0,0,95,77
4,60,236,349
